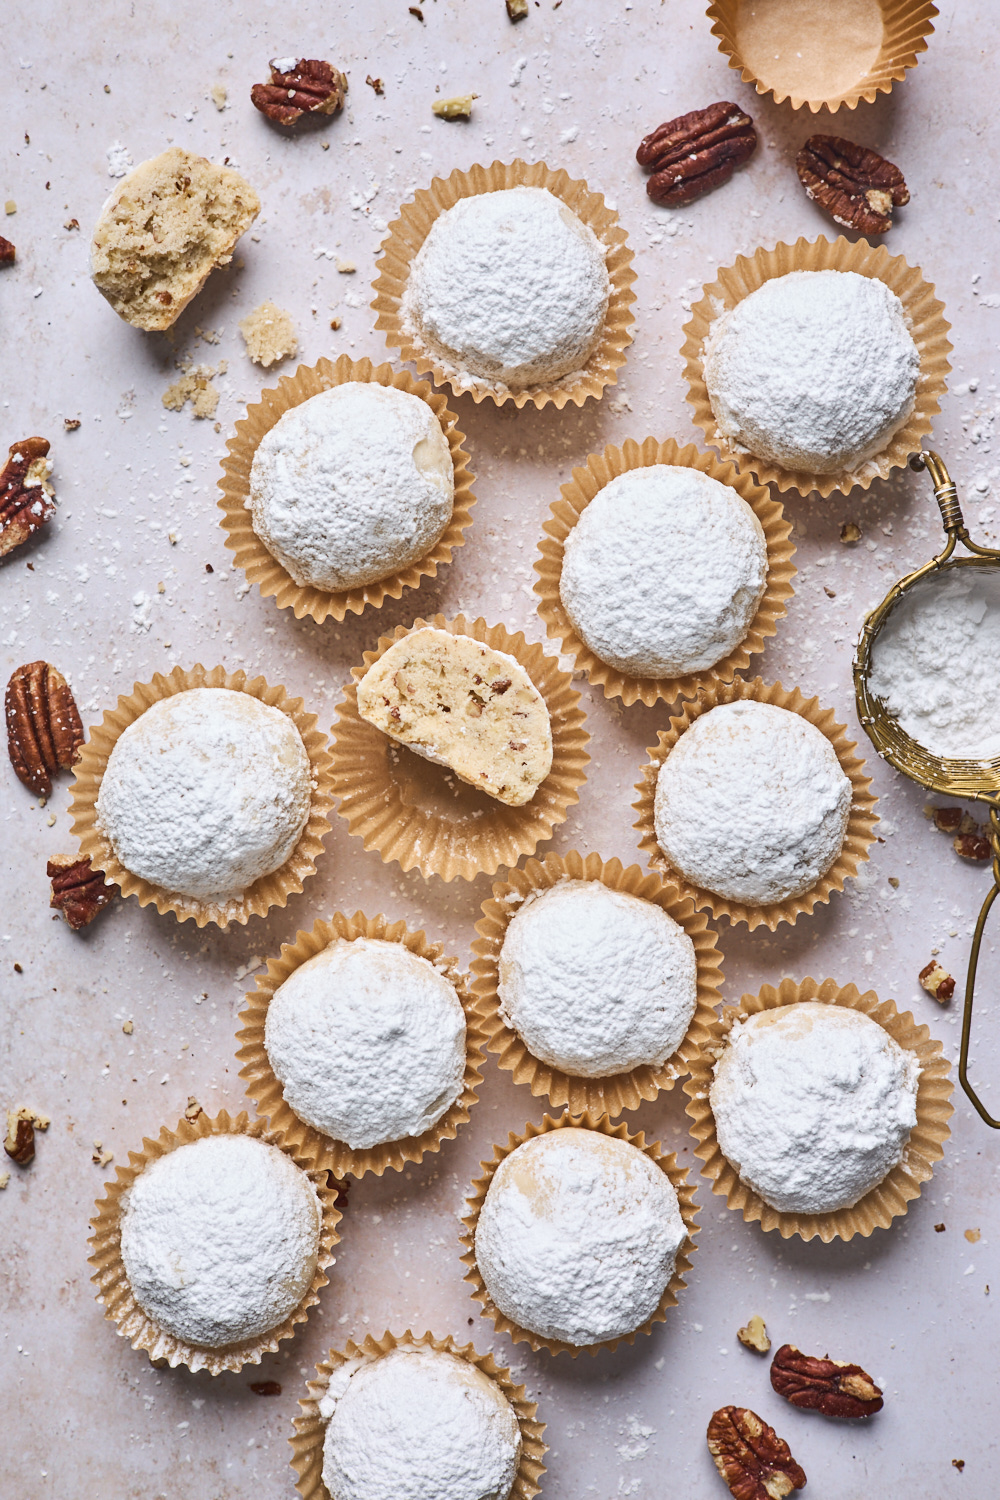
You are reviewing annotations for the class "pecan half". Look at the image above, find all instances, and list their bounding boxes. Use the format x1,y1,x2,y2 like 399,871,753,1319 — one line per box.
919,959,955,1003
251,58,347,124
6,661,84,797
0,236,14,264
47,854,114,931
637,102,757,207
770,1343,884,1419
0,437,55,558
708,1406,806,1500
796,135,909,236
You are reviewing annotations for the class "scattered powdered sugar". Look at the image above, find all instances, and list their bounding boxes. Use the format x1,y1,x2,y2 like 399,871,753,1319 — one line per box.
248,383,454,592
711,1003,920,1214
119,1134,321,1348
704,270,919,474
868,570,1000,758
559,465,768,678
497,880,697,1077
402,186,609,392
474,1128,686,1346
265,937,467,1150
321,1346,521,1500
97,687,312,903
106,141,133,178
654,700,851,905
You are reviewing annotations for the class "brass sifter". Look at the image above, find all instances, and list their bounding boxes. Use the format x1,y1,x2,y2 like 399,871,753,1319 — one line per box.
854,450,1000,1127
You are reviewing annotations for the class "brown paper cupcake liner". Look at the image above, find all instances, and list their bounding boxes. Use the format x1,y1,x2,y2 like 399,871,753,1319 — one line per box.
632,676,878,932
87,1108,342,1375
683,976,954,1242
290,1329,547,1500
706,0,937,113
470,851,723,1117
236,911,487,1177
68,663,335,929
372,158,636,410
460,1111,699,1358
681,235,952,497
533,436,796,707
218,355,477,623
330,614,590,882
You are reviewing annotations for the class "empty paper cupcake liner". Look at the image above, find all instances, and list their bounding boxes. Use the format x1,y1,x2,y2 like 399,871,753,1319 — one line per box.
533,435,796,707
290,1328,547,1500
683,976,954,1242
68,663,335,929
87,1108,342,1375
632,675,878,932
460,1111,699,1358
681,234,952,497
470,850,723,1117
236,911,487,1178
330,614,590,882
218,354,477,623
372,157,636,410
69,666,340,924
706,0,937,113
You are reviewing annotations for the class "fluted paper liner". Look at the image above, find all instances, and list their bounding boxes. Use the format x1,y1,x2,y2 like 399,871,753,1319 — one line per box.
683,977,953,1242
460,1111,699,1357
290,1329,547,1500
218,355,476,622
69,664,335,928
633,676,878,932
682,235,952,497
372,158,636,410
236,911,487,1177
534,437,796,707
331,614,590,882
471,851,722,1117
706,0,937,113
87,1109,342,1375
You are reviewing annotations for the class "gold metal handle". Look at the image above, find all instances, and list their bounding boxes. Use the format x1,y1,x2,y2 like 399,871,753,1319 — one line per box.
909,450,964,532
960,804,1000,1128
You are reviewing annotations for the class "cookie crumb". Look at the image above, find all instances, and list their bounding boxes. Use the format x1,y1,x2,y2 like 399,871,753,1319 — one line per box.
210,82,228,111
238,300,298,368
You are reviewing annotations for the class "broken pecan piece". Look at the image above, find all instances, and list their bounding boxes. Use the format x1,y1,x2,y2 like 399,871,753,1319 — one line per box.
770,1342,884,1419
0,236,14,264
6,661,84,797
4,1106,49,1166
0,437,55,558
919,959,955,1003
251,58,347,125
796,135,909,236
47,854,114,931
637,102,757,207
708,1406,806,1500
955,830,991,862
737,1314,771,1353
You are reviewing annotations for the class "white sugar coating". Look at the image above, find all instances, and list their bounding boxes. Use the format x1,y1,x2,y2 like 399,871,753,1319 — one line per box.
321,1346,521,1500
497,880,697,1077
711,1002,920,1214
868,571,1000,759
402,186,610,392
654,700,852,905
704,270,919,474
559,465,768,678
248,383,454,592
119,1134,321,1348
474,1128,686,1347
97,688,312,903
264,937,467,1150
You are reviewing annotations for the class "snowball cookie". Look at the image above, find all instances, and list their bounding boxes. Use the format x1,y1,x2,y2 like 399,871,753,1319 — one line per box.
96,687,312,903
497,880,697,1077
264,937,467,1151
474,1128,687,1346
654,700,851,905
248,383,454,593
357,629,552,807
402,186,610,391
90,147,260,331
320,1345,522,1500
711,1002,920,1214
119,1134,321,1348
703,269,919,474
560,465,768,678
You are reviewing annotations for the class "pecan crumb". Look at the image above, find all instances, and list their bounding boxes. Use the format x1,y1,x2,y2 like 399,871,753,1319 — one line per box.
953,1459,965,1472
935,1222,946,1232
48,854,115,930
64,218,80,230
366,75,384,95
432,94,478,120
184,1096,203,1121
506,0,529,17
919,959,955,1003
63,417,81,431
955,830,991,862
637,101,756,207
840,520,862,543
737,1314,771,1353
0,236,15,265
888,876,899,888
490,678,512,695
965,1228,981,1243
92,1141,114,1166
4,1106,50,1167
409,5,424,17
122,1019,133,1035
